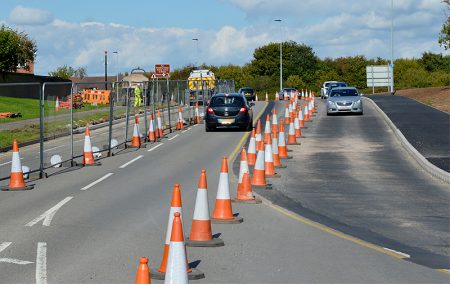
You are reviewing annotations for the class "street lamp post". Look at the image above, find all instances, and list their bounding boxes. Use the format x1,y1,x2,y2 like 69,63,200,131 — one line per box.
390,0,395,95
113,51,119,102
274,19,282,92
104,51,108,90
192,38,199,67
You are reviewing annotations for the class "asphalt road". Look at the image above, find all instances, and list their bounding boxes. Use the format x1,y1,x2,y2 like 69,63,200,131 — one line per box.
368,95,450,172
0,100,448,283
258,99,450,272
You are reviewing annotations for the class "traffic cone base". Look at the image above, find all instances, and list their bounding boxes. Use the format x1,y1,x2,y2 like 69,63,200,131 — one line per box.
151,267,205,280
233,172,261,204
185,235,225,247
211,215,243,224
232,198,262,204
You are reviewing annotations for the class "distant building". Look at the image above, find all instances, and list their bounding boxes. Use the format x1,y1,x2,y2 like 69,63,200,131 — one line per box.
16,61,35,74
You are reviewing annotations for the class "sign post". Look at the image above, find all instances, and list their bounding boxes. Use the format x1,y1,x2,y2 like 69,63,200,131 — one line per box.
366,65,394,95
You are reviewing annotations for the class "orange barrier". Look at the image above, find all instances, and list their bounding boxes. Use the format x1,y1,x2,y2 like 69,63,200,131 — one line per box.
82,89,111,105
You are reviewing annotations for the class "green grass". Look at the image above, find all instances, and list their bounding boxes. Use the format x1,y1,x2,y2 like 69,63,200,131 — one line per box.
0,110,127,149
0,96,109,124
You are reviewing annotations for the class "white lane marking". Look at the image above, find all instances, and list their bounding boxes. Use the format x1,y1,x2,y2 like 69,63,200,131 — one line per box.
36,242,47,284
168,134,179,141
148,143,163,152
80,173,113,191
119,155,143,169
42,145,65,153
25,197,73,227
0,157,24,167
383,247,410,258
0,242,12,253
0,242,33,265
191,124,198,127
181,127,191,133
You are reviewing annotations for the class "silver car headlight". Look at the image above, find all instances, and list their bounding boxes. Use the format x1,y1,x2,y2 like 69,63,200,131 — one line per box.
353,100,361,106
328,101,336,107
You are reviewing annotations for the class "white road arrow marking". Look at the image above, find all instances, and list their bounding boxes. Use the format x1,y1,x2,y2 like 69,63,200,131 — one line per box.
36,242,47,284
25,196,73,227
0,242,33,265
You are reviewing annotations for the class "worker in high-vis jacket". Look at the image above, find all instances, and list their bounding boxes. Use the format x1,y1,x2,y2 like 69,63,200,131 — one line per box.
134,86,142,107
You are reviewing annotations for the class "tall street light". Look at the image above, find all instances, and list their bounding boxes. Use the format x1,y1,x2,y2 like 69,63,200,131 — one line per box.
192,38,199,67
104,51,108,90
113,51,119,102
274,19,282,92
390,0,395,95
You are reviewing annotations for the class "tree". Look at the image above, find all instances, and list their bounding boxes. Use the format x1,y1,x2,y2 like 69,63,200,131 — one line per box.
439,0,450,50
285,75,304,89
0,25,37,72
48,65,87,79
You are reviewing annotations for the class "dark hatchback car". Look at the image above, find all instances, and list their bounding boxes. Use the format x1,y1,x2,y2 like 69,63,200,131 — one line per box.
238,87,256,101
205,93,253,132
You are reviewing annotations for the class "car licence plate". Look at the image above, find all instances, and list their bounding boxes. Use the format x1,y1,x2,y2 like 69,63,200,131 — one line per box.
219,118,235,124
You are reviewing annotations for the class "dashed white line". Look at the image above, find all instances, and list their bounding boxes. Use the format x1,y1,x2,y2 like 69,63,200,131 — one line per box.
36,242,47,284
383,247,410,258
42,145,66,153
0,157,23,167
25,196,73,227
0,242,12,253
181,127,191,133
119,155,143,169
80,173,113,191
0,257,33,265
148,143,163,152
168,134,179,141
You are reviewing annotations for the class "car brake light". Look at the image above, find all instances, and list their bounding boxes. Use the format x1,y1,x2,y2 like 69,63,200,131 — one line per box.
207,107,214,114
239,106,247,113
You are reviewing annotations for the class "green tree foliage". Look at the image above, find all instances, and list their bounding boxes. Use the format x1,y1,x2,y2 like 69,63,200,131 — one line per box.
439,1,450,50
48,65,87,79
0,25,37,72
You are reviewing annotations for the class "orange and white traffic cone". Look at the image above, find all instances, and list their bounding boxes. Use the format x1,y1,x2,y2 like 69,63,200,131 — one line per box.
0,140,34,191
247,129,257,166
251,144,268,188
55,96,60,112
278,122,290,159
194,102,201,124
212,157,243,224
234,172,260,204
82,127,99,166
164,212,189,284
289,103,293,120
284,104,290,125
265,92,268,102
255,120,263,151
287,117,299,145
156,110,164,138
152,184,204,280
272,131,284,168
304,105,310,122
135,257,151,284
236,148,249,194
131,115,142,148
275,91,279,101
263,114,271,145
264,134,277,177
299,107,305,128
148,114,157,142
272,109,279,135
308,101,313,118
176,106,184,130
186,170,224,247
294,113,302,138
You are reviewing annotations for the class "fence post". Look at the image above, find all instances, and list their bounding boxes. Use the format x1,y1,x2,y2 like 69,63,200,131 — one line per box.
39,83,45,178
143,83,148,141
124,87,130,147
70,84,75,163
166,78,172,133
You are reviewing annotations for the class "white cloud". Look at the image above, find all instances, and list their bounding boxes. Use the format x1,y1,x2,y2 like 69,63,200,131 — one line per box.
8,5,53,26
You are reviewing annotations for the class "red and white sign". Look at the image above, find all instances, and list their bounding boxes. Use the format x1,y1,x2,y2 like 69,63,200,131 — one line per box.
154,64,170,78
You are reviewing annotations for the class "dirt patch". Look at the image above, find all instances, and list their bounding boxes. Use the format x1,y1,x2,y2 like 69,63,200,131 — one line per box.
395,87,450,114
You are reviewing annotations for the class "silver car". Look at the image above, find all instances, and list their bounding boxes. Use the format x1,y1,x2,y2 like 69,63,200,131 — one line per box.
326,87,363,115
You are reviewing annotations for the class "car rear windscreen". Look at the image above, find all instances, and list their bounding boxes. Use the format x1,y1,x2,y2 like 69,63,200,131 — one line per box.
210,96,244,107
330,89,358,97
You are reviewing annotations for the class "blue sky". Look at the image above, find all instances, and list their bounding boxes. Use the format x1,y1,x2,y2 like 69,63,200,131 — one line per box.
1,0,448,75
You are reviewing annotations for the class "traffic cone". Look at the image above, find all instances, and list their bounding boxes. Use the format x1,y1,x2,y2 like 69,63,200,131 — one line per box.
278,122,290,159
251,145,267,188
157,110,164,138
186,170,224,247
55,96,60,112
152,184,204,280
304,105,310,122
194,102,201,124
135,257,151,284
247,129,257,166
284,104,290,125
176,106,183,130
287,117,299,145
264,135,277,177
308,101,313,118
263,114,271,145
272,131,284,168
164,212,189,284
289,103,293,120
212,157,243,224
82,127,99,166
0,140,34,191
301,89,305,100
255,94,259,101
131,115,142,148
294,114,302,138
299,108,305,128
255,120,263,151
272,109,279,135
148,114,157,142
234,172,260,204
275,91,279,101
